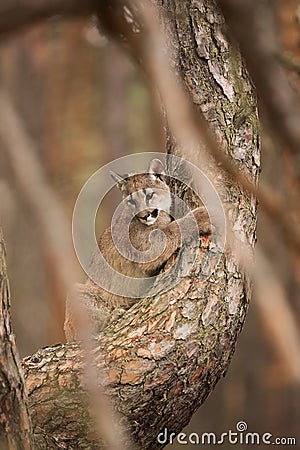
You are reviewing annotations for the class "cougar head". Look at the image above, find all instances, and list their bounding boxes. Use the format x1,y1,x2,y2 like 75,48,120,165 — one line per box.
110,159,172,226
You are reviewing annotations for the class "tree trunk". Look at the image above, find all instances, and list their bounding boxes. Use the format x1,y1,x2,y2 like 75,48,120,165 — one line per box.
18,1,260,449
0,230,34,450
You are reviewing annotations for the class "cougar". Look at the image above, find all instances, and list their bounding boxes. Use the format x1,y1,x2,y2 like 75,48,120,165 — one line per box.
65,159,211,340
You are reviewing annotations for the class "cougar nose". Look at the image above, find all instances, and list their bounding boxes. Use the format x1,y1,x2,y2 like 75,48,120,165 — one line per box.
137,209,158,221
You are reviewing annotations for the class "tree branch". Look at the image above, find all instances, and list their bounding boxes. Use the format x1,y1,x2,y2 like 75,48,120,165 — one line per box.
0,0,96,36
0,89,80,294
0,230,34,450
216,0,300,165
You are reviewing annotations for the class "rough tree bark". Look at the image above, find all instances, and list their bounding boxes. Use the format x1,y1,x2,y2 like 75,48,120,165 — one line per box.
1,1,259,449
0,230,34,449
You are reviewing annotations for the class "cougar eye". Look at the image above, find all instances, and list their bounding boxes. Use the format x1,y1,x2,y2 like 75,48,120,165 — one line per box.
146,191,154,201
127,197,136,206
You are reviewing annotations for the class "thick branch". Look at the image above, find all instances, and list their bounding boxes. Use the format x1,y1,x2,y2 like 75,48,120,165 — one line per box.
0,230,34,450
23,257,250,449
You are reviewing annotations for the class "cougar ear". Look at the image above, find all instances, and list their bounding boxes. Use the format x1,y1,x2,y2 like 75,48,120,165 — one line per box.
148,159,165,176
110,171,126,189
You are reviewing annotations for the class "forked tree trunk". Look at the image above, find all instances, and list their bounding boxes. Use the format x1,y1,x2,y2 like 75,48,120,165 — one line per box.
0,1,259,449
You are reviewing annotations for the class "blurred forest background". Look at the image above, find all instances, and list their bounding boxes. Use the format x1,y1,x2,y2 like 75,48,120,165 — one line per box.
0,0,299,448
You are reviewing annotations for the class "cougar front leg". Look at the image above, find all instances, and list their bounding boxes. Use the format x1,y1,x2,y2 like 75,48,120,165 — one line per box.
140,222,182,275
184,206,211,236
141,206,211,276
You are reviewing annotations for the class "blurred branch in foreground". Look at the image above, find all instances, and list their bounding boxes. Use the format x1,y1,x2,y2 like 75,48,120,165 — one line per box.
0,88,79,293
0,88,127,450
255,249,300,384
0,0,95,36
